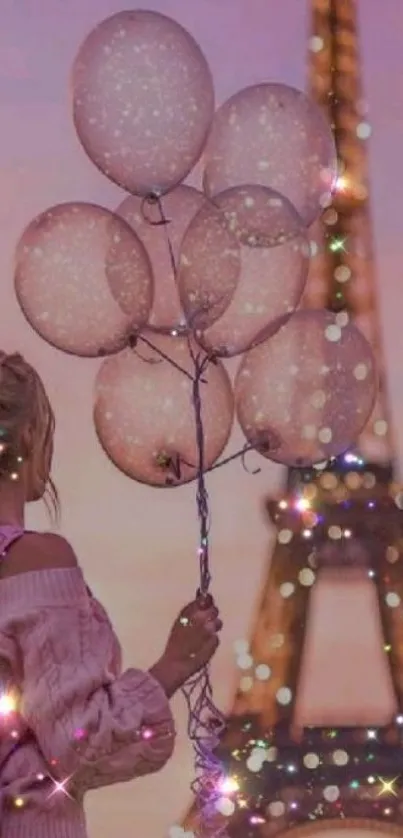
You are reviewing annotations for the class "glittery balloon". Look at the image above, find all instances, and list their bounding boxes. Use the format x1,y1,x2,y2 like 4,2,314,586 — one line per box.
203,83,337,225
116,186,205,334
72,10,215,196
235,310,377,467
177,185,310,357
15,202,153,358
94,335,234,487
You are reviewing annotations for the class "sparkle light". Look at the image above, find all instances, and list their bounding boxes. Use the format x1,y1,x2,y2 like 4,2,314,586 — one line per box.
0,692,17,715
377,777,399,798
329,236,347,253
219,776,240,795
46,773,75,802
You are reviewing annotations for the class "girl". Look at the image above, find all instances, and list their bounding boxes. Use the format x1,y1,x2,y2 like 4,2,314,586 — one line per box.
0,351,222,837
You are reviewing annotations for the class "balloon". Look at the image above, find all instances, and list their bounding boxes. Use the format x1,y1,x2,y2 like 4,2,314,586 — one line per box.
177,185,310,357
235,310,377,467
15,202,153,358
116,186,205,334
203,83,337,226
93,335,234,487
72,10,215,196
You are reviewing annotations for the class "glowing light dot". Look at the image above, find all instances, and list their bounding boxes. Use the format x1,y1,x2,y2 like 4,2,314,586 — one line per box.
336,311,349,327
333,749,349,766
239,676,254,693
386,592,401,608
299,568,316,587
237,653,254,670
386,545,400,564
270,633,284,649
323,785,340,802
321,472,338,490
318,427,332,444
328,525,342,540
357,121,372,139
310,390,326,409
309,35,324,52
276,686,292,706
325,324,342,342
310,240,319,256
14,797,24,808
363,472,376,489
268,801,286,817
247,754,265,773
233,639,249,655
395,492,403,510
251,747,268,761
255,664,271,681
278,500,288,510
354,363,368,381
279,582,295,599
334,265,351,283
215,797,236,816
278,529,293,545
374,419,388,437
302,424,317,440
296,497,311,511
220,777,239,794
303,753,320,769
0,693,16,715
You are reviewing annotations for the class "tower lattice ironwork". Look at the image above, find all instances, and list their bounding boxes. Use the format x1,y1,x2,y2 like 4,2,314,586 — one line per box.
182,1,403,836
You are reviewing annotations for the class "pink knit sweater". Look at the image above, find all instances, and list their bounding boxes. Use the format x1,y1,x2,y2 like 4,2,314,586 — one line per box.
0,526,176,838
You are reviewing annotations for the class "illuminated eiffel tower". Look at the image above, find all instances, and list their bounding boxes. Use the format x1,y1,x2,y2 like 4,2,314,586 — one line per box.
182,1,403,836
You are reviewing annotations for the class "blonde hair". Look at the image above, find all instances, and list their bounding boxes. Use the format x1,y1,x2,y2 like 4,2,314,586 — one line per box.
0,352,59,522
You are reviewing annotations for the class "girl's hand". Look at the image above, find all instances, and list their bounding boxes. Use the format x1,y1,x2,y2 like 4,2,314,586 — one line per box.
151,596,222,696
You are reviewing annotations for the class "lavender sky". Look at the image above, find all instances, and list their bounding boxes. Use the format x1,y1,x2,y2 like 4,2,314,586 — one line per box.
0,2,402,837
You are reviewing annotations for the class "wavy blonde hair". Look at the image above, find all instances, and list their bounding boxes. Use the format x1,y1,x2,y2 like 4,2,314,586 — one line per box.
0,352,59,522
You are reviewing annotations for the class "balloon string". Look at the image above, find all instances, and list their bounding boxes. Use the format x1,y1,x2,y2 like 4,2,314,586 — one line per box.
190,349,212,596
132,333,195,382
141,194,229,836
204,441,262,476
178,442,264,478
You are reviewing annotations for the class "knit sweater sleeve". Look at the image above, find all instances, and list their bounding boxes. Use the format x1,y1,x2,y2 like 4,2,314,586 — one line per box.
1,567,176,791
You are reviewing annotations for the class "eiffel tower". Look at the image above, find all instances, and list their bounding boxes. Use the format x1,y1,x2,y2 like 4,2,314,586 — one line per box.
182,1,403,835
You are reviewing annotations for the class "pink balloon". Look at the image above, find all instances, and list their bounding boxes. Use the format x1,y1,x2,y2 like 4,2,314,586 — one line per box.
93,335,234,487
15,202,153,358
235,310,377,467
203,83,337,225
72,10,215,196
116,186,205,334
177,185,310,357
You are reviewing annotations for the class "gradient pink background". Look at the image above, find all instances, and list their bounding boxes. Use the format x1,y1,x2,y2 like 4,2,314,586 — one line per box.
1,1,402,836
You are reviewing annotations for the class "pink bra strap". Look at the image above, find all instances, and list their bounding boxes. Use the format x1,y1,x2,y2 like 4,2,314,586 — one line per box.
0,526,25,557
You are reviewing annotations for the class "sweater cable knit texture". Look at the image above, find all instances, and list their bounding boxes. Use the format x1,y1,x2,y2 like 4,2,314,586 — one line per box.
0,525,176,837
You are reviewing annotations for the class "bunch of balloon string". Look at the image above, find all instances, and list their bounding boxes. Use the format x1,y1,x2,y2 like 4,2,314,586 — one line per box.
14,10,378,837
